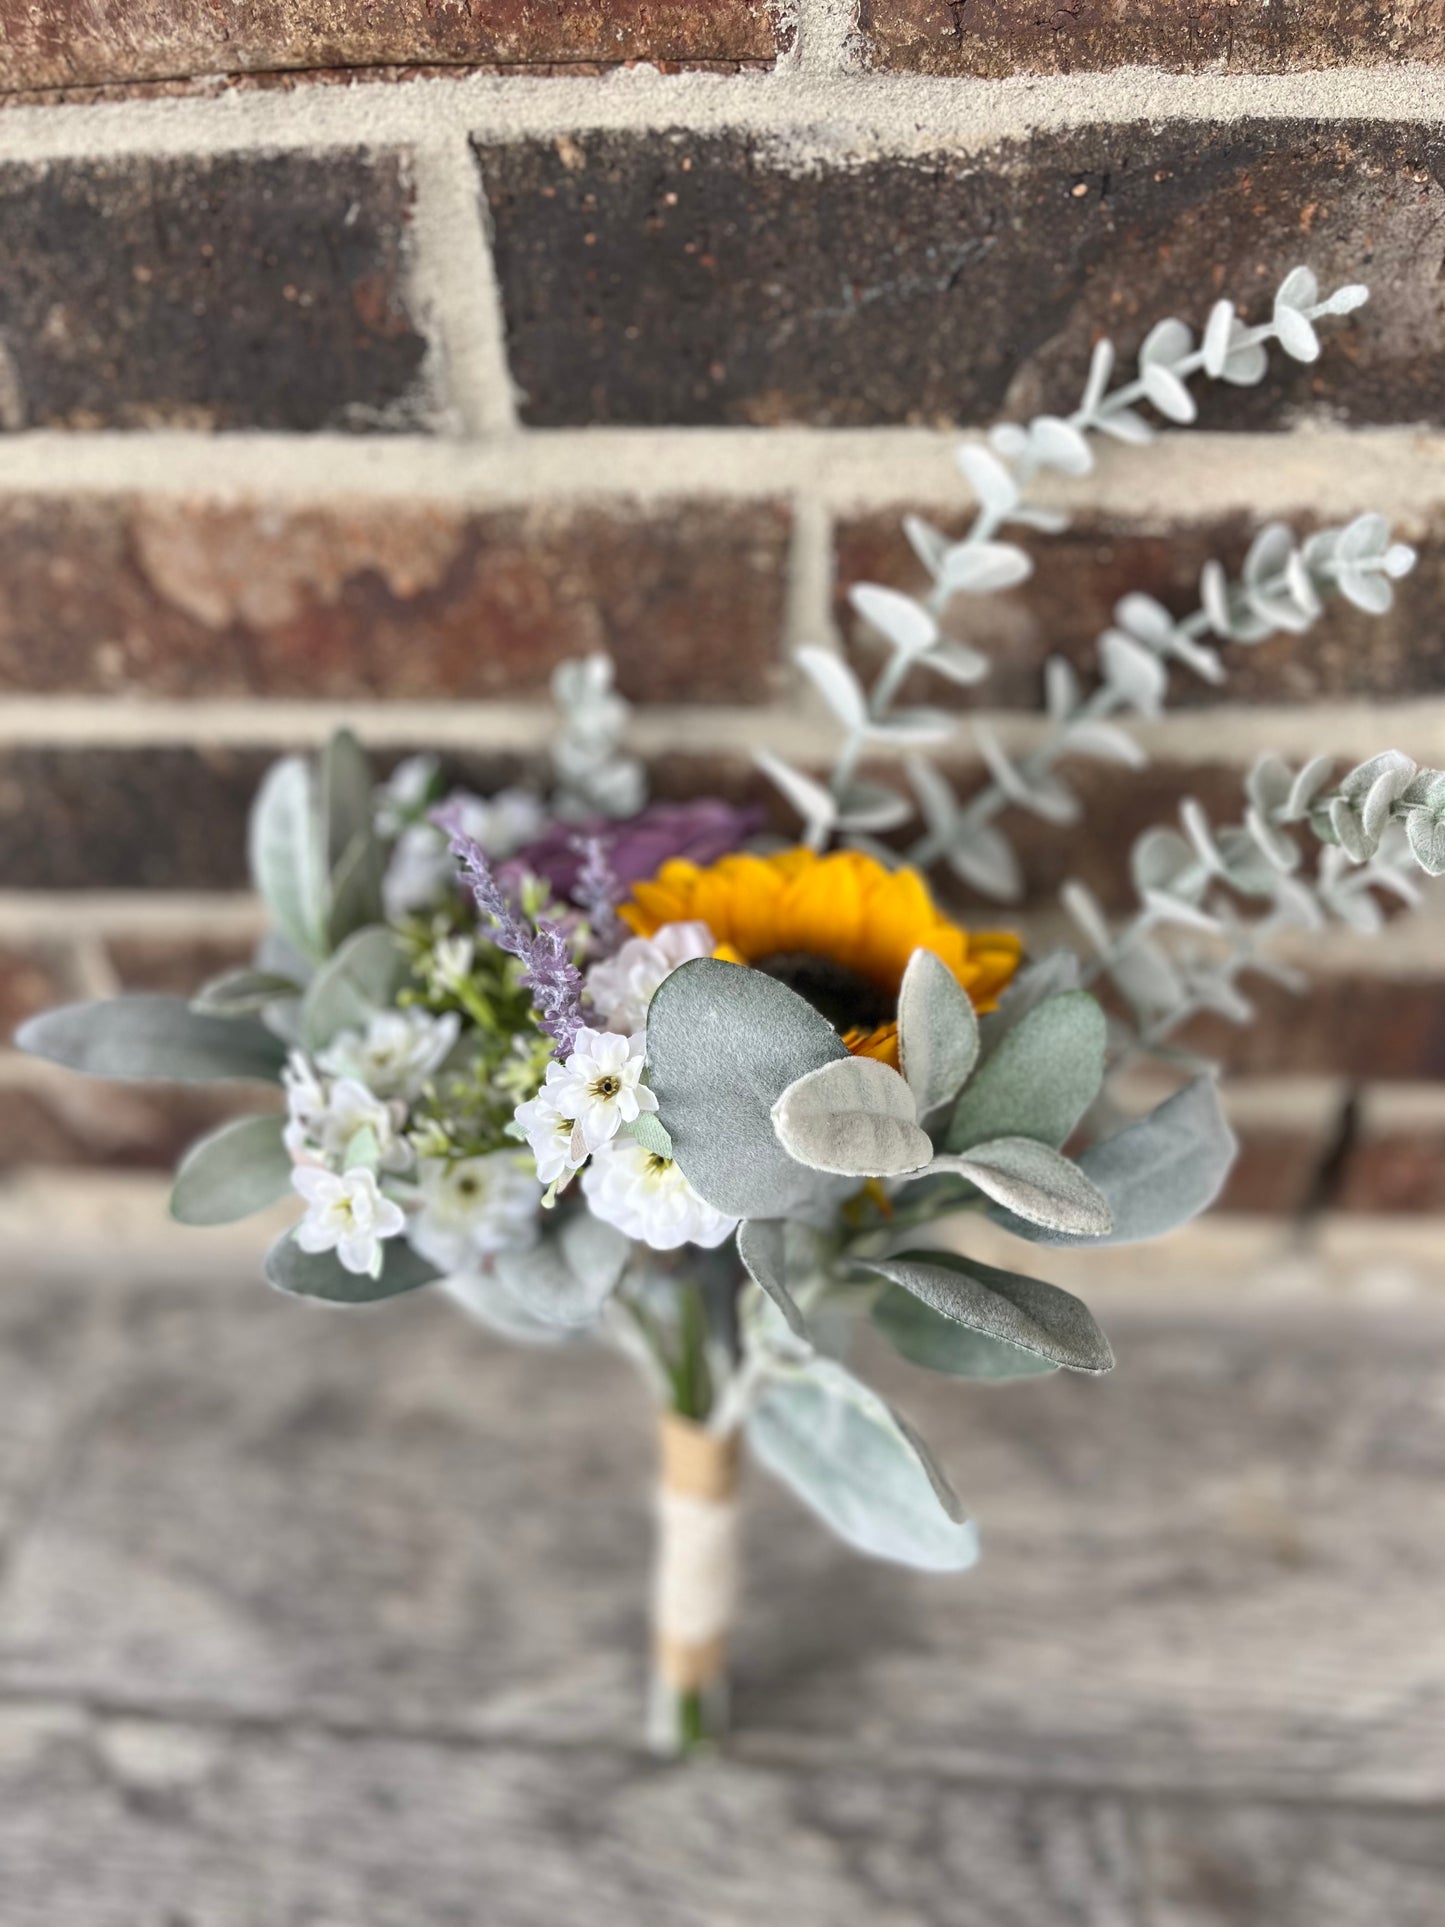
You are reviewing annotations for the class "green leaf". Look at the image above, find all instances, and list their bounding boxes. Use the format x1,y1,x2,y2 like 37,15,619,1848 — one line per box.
326,826,387,952
991,1075,1235,1247
191,968,304,1017
771,1055,932,1178
646,958,853,1220
946,990,1106,1153
442,1270,576,1345
896,947,978,1116
873,1289,1059,1380
493,1214,631,1329
248,755,327,963
865,1248,1113,1373
170,1114,294,1226
265,1231,439,1305
321,729,373,873
17,997,288,1085
737,1219,811,1341
301,927,409,1053
924,1137,1113,1237
628,1111,674,1159
746,1356,978,1571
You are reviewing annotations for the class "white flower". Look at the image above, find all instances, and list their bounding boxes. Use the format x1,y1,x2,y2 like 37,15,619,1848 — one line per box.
292,1166,406,1277
586,920,714,1033
514,1084,584,1185
432,934,474,994
406,1152,541,1273
549,1028,657,1154
383,822,453,920
581,1138,737,1251
319,1007,459,1101
375,753,440,836
283,1053,409,1172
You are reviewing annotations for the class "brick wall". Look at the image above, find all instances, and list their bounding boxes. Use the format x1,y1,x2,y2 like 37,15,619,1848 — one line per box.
0,0,1442,1227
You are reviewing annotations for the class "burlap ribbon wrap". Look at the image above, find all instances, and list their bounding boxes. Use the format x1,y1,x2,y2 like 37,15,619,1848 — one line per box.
652,1412,741,1694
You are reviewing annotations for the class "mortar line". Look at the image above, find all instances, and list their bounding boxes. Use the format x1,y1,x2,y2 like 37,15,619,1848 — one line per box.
1,64,1444,165
0,695,1441,762
404,131,518,439
0,427,1439,520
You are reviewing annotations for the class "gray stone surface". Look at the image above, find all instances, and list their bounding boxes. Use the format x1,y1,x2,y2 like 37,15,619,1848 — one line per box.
1,1264,1442,1921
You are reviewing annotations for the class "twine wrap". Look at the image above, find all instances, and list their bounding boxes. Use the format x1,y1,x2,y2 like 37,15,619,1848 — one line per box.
653,1413,741,1694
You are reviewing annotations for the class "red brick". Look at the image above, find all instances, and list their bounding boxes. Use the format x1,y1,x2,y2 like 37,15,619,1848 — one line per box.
835,508,1445,710
0,2,782,93
0,944,81,1036
1215,1126,1334,1217
1183,979,1445,1084
479,122,1445,428
0,496,789,703
1337,1131,1445,1212
0,152,429,432
0,1080,267,1172
862,0,1445,75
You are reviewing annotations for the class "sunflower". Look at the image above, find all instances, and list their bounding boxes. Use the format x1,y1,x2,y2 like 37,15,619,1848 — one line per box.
620,847,1022,1064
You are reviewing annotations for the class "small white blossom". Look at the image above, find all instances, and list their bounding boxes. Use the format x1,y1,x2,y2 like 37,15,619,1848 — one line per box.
375,753,440,837
319,1007,459,1102
550,1028,657,1154
292,1165,406,1277
581,1137,737,1251
406,1152,541,1273
585,920,714,1034
283,1055,409,1172
383,787,546,920
514,1084,584,1185
431,934,475,995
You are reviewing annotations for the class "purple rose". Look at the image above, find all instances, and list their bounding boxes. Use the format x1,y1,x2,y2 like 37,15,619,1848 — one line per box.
504,799,762,904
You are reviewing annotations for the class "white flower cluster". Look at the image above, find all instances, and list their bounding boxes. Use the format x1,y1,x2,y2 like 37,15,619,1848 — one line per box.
381,777,546,921
513,921,735,1251
284,1004,543,1279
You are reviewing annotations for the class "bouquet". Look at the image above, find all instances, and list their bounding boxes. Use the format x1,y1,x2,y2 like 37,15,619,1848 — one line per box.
20,265,1442,1757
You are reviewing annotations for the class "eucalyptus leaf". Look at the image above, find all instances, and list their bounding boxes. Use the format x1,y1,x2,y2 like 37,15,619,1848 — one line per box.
946,991,1105,1153
848,583,936,658
897,947,978,1117
646,959,853,1220
797,645,868,730
265,1231,439,1305
18,997,288,1086
248,755,326,963
923,1138,1113,1237
991,1075,1236,1247
737,1219,810,1341
170,1114,294,1226
772,1056,932,1178
873,1288,1058,1380
746,1356,979,1571
754,750,837,836
944,823,1023,901
301,926,410,1052
865,1248,1113,1373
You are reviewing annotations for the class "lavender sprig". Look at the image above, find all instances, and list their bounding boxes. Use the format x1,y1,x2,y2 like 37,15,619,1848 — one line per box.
436,810,588,1056
572,834,625,949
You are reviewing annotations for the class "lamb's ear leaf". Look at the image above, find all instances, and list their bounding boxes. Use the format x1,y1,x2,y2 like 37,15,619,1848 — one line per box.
746,1355,979,1571
301,927,410,1052
170,1115,293,1226
646,958,853,1220
771,1056,932,1178
976,951,1081,1063
493,1215,630,1329
922,1138,1113,1237
897,947,979,1116
946,990,1106,1152
321,729,374,873
249,755,327,963
874,1287,1060,1380
325,826,387,952
264,1233,439,1305
737,1219,811,1341
865,1248,1113,1373
17,997,288,1085
990,1075,1236,1247
192,969,304,1018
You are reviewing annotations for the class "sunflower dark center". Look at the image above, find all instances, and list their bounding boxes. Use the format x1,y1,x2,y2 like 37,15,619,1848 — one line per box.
752,951,893,1033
